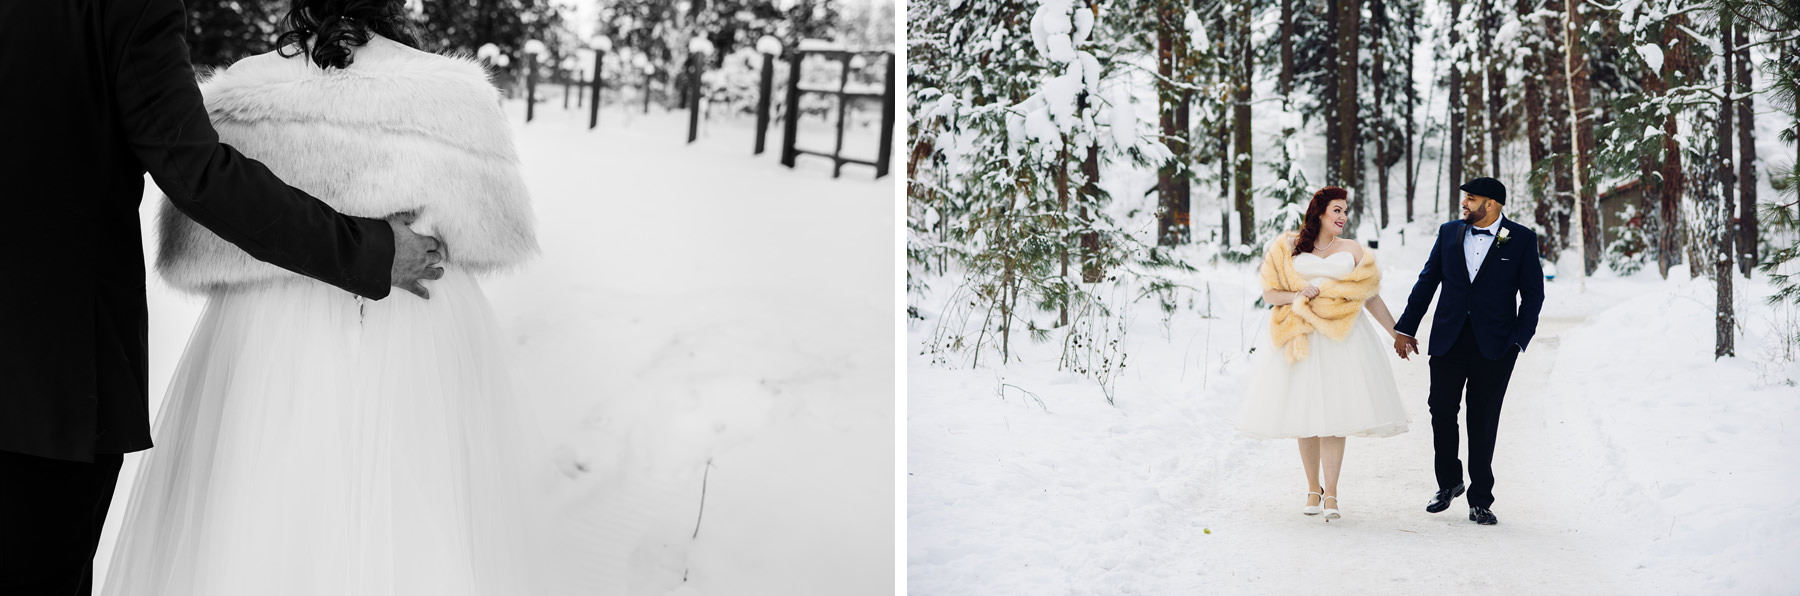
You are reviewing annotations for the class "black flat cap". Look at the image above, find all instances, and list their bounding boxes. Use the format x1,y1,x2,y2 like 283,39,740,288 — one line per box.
1459,177,1506,204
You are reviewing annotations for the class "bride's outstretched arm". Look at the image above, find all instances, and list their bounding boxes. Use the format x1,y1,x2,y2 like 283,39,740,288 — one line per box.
1365,294,1400,338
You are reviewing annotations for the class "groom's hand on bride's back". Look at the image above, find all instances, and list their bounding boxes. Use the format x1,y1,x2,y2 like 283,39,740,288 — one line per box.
1393,334,1419,360
387,213,445,299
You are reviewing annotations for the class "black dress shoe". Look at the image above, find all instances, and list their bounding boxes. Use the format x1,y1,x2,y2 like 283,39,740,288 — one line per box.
1425,483,1465,513
1469,506,1498,525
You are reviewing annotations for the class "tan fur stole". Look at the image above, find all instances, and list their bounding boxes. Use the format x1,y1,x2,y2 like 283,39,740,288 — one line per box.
1261,232,1382,364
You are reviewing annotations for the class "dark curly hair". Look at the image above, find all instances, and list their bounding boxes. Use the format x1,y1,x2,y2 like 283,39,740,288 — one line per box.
1295,186,1349,255
275,0,420,70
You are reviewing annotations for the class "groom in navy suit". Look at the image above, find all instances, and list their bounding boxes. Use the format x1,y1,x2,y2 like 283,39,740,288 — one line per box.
1392,177,1545,526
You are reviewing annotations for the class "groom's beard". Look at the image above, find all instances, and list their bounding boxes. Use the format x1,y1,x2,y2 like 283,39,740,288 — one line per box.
1462,204,1485,224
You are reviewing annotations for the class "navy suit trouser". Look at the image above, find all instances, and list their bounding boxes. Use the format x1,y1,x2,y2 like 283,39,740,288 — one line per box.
1428,320,1518,509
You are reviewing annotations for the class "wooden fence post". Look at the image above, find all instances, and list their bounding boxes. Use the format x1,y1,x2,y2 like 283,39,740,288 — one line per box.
589,50,603,130
754,52,775,155
526,53,538,123
780,51,803,168
687,55,701,144
876,52,895,179
831,52,852,178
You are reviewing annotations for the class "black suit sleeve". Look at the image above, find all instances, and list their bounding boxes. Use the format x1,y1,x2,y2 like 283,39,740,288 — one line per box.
1510,229,1545,351
1394,224,1447,337
111,0,394,299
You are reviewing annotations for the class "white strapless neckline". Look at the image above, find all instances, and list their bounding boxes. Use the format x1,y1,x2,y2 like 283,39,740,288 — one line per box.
1295,251,1354,262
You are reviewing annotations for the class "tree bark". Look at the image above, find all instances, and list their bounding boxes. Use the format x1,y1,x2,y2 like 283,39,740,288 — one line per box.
1717,11,1736,357
1448,0,1464,217
1565,0,1599,275
1736,24,1757,278
1156,0,1186,246
1339,0,1362,234
1374,0,1390,230
1404,0,1418,223
1522,0,1553,260
1057,141,1070,326
1325,0,1342,186
1280,0,1294,97
1542,2,1573,261
1483,0,1502,176
1657,15,1690,279
1235,0,1254,245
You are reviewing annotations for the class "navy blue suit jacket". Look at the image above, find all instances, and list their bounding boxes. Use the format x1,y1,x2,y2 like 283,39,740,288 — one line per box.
1393,218,1546,360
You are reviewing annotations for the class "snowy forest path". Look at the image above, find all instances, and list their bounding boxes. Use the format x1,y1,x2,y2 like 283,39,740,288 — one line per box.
1146,313,1635,594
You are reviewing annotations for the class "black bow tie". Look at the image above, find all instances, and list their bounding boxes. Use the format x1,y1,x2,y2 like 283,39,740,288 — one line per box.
1470,228,1494,236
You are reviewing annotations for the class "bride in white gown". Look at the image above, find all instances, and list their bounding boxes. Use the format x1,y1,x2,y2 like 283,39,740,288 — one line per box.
1233,186,1409,521
103,5,548,595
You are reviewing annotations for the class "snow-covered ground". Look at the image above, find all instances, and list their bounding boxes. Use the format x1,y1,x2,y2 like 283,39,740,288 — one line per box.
907,208,1800,594
98,97,896,595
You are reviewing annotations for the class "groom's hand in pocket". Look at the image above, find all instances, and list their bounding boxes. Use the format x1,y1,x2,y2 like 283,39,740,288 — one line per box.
1394,334,1419,360
387,213,446,299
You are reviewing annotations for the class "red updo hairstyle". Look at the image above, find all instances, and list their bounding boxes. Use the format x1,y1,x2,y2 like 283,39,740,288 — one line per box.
1295,186,1349,255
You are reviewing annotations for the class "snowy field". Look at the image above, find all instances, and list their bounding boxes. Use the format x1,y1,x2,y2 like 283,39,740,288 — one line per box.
908,219,1800,594
98,97,896,595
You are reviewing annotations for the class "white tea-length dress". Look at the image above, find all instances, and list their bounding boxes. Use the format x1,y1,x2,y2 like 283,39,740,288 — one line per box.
1233,251,1410,439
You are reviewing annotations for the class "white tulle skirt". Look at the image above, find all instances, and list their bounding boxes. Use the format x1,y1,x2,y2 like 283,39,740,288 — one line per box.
1232,312,1410,439
102,270,549,596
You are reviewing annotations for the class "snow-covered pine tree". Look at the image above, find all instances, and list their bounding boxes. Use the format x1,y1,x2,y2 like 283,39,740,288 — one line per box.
1588,0,1720,280
184,0,285,68
1748,1,1800,324
908,0,1176,372
421,0,570,58
597,0,684,106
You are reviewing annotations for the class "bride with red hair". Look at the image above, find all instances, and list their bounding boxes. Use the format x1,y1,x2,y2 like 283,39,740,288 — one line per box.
1231,186,1410,522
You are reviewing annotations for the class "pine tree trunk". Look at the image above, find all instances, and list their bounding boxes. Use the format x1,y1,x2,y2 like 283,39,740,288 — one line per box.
1465,56,1486,177
1179,88,1193,245
1374,0,1390,230
1542,2,1573,260
1483,0,1502,177
1280,0,1294,97
1156,1,1183,246
1717,12,1736,358
1520,0,1547,252
1077,91,1102,283
1736,25,1757,278
1235,1,1254,245
1339,0,1362,233
1219,90,1230,246
1058,141,1070,327
1080,144,1101,283
1405,0,1418,223
1448,0,1464,216
1404,0,1418,223
1563,0,1598,275
1657,15,1689,279
1326,0,1342,186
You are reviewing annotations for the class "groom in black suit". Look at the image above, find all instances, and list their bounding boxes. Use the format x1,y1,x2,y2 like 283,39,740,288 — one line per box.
1392,177,1545,526
0,1,447,593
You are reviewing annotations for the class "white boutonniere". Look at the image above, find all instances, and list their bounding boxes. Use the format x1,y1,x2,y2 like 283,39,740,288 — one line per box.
1496,226,1512,246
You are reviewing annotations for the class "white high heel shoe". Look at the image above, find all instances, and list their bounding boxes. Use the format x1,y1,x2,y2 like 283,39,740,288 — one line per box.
1302,491,1324,516
1322,495,1341,521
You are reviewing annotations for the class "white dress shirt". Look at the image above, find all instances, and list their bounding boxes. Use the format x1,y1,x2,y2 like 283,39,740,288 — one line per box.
1464,213,1504,282
1393,213,1508,342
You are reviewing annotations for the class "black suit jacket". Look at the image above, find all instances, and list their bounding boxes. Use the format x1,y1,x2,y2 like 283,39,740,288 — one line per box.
1394,217,1546,360
0,0,397,462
